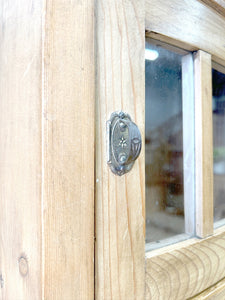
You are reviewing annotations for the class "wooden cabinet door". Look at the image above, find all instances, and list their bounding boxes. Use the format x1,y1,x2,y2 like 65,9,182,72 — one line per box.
95,0,225,299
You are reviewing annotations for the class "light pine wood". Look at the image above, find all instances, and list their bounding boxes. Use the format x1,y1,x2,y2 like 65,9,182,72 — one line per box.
146,32,198,54
146,226,225,300
0,1,42,299
191,277,225,299
145,0,225,65
95,0,145,299
213,61,225,74
43,0,94,299
182,54,195,235
200,0,225,17
194,51,213,238
0,0,94,299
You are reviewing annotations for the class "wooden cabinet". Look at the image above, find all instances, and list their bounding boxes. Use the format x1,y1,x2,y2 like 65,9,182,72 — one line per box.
1,0,225,299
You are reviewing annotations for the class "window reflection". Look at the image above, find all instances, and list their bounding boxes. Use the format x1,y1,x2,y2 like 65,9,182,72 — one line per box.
213,68,225,222
145,39,184,243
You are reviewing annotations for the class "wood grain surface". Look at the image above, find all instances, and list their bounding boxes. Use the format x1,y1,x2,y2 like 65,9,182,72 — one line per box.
95,0,145,298
146,226,225,300
43,0,95,299
0,1,42,299
191,277,225,299
0,0,95,299
145,0,225,65
194,51,213,238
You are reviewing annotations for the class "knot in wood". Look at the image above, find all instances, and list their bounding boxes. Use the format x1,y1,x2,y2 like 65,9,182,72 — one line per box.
18,256,29,277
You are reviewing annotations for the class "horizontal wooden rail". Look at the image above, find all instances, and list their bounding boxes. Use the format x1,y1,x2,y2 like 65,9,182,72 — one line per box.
145,0,225,66
146,226,225,299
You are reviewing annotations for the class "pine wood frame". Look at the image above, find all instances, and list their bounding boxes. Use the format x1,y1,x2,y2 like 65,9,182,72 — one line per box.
0,1,94,299
95,0,225,299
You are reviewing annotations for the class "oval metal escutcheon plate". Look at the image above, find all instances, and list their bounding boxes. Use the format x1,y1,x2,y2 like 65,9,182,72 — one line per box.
107,111,142,176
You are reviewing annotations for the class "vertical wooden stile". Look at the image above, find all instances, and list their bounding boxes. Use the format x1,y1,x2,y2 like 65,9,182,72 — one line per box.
95,0,145,299
0,1,43,299
194,50,213,238
182,54,195,235
43,0,95,299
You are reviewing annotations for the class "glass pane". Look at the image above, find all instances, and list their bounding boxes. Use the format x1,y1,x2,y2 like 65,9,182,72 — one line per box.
145,39,185,243
213,68,225,223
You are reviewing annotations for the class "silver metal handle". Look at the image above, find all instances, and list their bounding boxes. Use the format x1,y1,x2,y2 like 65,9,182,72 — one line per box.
107,111,142,176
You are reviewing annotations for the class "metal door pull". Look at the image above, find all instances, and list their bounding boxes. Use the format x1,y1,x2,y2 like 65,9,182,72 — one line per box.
107,111,142,176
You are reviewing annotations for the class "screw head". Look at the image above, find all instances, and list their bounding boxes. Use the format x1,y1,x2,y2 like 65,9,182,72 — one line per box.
119,153,127,164
119,121,126,131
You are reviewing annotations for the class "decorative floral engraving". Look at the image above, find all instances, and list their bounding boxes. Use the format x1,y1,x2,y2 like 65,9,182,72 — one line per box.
119,136,127,148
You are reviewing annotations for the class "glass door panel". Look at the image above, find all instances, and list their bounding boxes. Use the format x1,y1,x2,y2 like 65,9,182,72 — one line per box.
145,38,194,244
